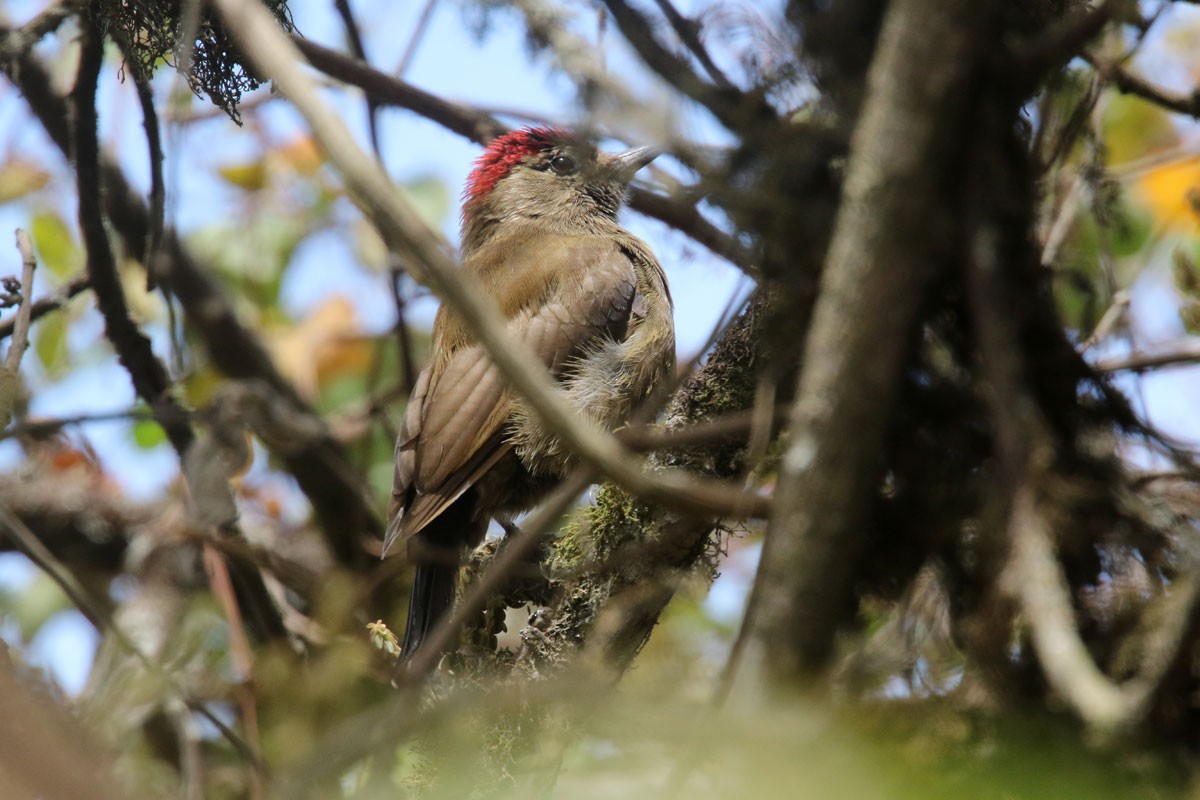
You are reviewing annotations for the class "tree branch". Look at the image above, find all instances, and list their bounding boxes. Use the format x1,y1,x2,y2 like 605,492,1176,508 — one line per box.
0,229,38,427
72,25,193,456
735,0,996,684
601,0,775,131
1085,51,1200,118
0,275,89,342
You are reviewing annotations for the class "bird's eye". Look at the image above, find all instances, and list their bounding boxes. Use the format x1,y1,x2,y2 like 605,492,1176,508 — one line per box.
549,154,578,176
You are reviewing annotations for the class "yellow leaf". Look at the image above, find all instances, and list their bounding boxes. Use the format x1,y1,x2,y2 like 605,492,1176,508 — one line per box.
0,158,50,205
217,160,268,191
30,210,81,278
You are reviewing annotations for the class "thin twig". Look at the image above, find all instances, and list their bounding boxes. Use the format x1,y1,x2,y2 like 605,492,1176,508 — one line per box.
333,0,382,161
0,229,39,428
1078,289,1130,353
5,229,37,372
0,406,172,440
0,275,89,342
602,0,775,131
389,268,417,395
202,545,264,800
1085,51,1200,119
651,0,734,89
131,68,165,282
396,0,438,78
1094,340,1200,373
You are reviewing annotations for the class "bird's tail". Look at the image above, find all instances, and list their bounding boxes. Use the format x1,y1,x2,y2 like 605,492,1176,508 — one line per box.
400,554,458,660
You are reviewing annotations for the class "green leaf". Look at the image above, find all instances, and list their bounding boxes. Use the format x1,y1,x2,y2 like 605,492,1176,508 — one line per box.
30,210,81,278
33,312,67,377
131,418,168,449
400,175,451,231
14,572,70,640
188,212,311,306
1108,200,1153,258
1102,92,1179,165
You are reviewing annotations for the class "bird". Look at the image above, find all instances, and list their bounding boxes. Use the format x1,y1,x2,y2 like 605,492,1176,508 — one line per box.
383,127,675,659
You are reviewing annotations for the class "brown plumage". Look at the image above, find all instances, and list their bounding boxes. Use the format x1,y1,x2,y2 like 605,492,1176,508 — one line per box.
385,128,675,658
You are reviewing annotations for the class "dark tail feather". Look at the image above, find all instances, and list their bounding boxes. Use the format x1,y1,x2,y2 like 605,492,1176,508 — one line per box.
401,559,458,660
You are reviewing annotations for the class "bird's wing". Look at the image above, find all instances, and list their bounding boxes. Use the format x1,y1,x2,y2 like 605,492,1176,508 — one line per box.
386,238,639,547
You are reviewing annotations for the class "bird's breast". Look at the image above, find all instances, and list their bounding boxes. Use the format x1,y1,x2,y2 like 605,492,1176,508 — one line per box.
506,315,674,476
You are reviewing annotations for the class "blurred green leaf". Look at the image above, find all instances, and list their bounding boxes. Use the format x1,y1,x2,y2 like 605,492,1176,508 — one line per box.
351,218,389,272
400,175,451,231
1109,200,1153,258
14,572,70,640
131,419,168,449
30,210,81,278
189,212,312,306
33,312,68,377
1102,92,1178,165
316,372,366,415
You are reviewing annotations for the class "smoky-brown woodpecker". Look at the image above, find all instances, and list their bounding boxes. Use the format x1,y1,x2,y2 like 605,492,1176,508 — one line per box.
383,127,675,658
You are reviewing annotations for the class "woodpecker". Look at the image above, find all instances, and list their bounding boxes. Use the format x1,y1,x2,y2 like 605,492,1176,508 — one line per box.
385,127,675,659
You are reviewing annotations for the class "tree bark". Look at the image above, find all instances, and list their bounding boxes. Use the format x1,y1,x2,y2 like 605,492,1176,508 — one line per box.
738,0,999,685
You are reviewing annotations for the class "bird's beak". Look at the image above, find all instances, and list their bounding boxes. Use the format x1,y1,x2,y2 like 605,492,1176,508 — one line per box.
608,145,660,182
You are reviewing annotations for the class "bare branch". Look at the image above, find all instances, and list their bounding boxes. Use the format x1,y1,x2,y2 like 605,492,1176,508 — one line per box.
0,2,72,62
1004,485,1133,729
0,228,39,427
736,0,994,683
0,275,88,342
651,0,735,90
1003,484,1200,733
1085,52,1200,118
601,0,775,130
72,25,193,456
1095,340,1200,372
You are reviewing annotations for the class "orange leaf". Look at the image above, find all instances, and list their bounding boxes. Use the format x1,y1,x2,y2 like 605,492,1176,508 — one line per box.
268,296,369,399
275,135,323,176
0,158,50,205
1133,155,1200,234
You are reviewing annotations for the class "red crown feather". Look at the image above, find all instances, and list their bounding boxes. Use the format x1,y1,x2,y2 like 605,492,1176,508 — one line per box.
463,127,566,205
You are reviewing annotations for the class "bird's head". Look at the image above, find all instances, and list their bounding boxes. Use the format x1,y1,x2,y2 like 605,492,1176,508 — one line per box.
460,127,658,250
